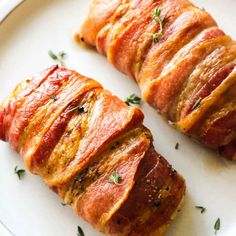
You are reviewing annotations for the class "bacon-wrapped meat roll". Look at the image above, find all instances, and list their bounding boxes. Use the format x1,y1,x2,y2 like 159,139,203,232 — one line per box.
0,66,185,236
78,0,236,160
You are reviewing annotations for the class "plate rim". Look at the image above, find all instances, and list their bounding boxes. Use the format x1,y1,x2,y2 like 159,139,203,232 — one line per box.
0,1,24,234
0,1,236,236
0,0,24,23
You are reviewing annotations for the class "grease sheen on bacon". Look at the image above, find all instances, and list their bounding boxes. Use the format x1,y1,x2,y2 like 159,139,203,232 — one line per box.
0,66,185,236
78,0,236,160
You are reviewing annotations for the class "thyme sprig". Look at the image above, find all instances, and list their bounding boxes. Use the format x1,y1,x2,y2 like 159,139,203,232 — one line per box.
195,206,206,214
125,94,141,106
152,7,166,44
48,50,67,66
66,105,86,114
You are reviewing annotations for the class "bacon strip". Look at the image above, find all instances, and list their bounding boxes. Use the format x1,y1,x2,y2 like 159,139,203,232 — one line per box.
79,0,236,160
0,67,185,236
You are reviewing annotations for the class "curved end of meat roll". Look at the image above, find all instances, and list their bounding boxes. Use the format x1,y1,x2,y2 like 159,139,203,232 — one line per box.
102,146,186,236
219,140,236,161
0,80,27,142
78,0,121,46
0,106,5,141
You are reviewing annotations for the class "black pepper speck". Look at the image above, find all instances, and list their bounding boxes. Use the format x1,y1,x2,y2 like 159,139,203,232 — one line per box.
153,199,162,207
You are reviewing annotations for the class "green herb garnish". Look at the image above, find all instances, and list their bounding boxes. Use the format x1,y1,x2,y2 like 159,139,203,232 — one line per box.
175,143,179,150
214,218,221,235
59,51,66,58
77,226,85,236
125,94,141,106
152,32,163,44
192,98,202,111
108,168,122,185
14,166,25,180
61,202,66,206
66,105,86,114
152,7,166,44
48,50,67,66
195,206,206,214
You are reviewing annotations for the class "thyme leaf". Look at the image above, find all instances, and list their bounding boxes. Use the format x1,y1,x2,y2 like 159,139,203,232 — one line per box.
125,94,141,106
14,166,25,180
214,218,221,235
195,206,206,214
77,226,85,236
192,98,202,111
108,169,122,185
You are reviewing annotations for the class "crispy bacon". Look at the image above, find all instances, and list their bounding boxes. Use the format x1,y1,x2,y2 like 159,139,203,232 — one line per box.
0,67,185,236
79,0,236,160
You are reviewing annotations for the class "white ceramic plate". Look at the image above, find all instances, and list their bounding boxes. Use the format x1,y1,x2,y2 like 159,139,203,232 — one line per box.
0,1,236,236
